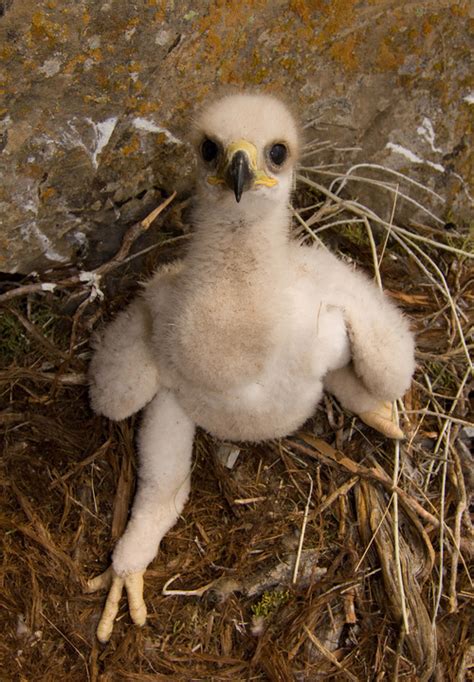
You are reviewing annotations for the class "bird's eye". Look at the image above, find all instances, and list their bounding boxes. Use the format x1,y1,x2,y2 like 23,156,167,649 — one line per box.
269,143,288,166
201,138,219,162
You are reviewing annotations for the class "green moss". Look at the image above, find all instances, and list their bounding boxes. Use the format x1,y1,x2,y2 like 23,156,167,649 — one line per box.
251,589,289,619
0,310,30,366
342,223,369,246
0,302,68,367
445,230,473,254
426,361,459,392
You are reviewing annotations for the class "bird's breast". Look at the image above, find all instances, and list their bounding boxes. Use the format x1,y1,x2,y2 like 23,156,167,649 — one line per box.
156,285,350,441
162,278,283,392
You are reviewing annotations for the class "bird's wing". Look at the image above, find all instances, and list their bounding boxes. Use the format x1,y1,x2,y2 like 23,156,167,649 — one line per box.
294,244,415,402
89,260,185,421
89,296,159,421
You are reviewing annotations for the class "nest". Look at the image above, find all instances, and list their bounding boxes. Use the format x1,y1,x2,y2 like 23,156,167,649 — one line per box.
1,150,472,681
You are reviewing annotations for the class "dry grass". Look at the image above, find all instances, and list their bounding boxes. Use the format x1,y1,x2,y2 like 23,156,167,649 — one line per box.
1,155,472,681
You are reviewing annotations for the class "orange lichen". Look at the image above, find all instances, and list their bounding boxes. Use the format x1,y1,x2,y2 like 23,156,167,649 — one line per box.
137,101,160,115
312,0,357,39
29,11,65,46
197,1,260,37
63,54,87,74
40,187,56,202
23,164,44,180
289,0,313,24
94,70,110,89
126,17,140,29
207,31,222,52
113,65,128,75
278,56,296,70
376,37,404,71
329,34,359,70
121,135,140,156
88,48,103,63
422,19,433,35
0,45,15,61
450,3,468,17
124,95,139,109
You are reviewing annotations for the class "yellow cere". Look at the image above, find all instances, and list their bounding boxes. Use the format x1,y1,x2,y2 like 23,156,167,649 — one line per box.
208,138,278,188
207,175,225,186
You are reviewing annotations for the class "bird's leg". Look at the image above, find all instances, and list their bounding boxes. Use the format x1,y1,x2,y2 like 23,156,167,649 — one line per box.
87,389,195,642
324,364,405,439
89,297,160,421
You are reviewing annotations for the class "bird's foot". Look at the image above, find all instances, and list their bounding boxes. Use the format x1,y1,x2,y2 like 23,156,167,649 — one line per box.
85,566,147,642
358,401,405,440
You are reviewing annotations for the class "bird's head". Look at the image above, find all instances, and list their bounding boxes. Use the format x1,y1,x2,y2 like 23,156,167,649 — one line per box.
193,93,300,218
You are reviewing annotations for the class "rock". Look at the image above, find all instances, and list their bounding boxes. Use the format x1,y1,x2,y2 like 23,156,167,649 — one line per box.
0,0,472,273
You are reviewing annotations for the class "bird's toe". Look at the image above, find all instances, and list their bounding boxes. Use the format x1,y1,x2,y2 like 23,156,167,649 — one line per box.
359,402,405,440
85,566,113,593
87,566,147,642
125,572,147,626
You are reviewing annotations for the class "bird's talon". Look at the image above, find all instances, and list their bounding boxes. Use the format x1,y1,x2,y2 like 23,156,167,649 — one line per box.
85,566,114,593
87,567,146,642
359,401,405,440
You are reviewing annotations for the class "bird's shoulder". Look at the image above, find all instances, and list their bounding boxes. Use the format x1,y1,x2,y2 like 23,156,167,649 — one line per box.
142,259,184,306
289,241,339,273
146,259,185,288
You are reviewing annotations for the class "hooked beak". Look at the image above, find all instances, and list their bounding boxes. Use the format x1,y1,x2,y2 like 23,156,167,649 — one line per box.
207,138,278,202
226,150,254,203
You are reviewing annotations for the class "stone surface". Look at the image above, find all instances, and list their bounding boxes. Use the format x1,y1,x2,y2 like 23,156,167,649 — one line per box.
0,0,472,273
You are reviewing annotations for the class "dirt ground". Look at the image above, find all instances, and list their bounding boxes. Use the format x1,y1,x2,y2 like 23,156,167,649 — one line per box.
1,171,472,680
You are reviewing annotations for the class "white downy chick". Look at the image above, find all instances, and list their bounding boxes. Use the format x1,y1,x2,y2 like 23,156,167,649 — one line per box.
87,93,415,642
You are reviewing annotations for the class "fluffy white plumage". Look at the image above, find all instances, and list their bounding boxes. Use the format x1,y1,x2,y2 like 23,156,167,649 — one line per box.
87,93,415,641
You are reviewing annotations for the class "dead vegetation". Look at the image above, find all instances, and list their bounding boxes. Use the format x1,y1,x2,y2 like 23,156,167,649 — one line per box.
1,152,472,681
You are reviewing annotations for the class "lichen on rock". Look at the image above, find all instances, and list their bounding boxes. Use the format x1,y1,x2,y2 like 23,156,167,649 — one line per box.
0,0,471,273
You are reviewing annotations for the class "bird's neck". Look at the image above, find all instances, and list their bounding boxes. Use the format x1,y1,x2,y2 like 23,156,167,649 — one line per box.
171,199,291,385
187,199,291,282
